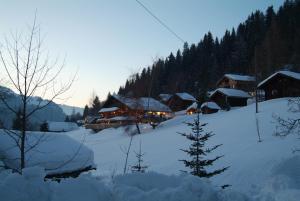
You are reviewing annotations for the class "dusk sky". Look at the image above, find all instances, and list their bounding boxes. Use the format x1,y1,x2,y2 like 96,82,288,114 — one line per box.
0,0,285,107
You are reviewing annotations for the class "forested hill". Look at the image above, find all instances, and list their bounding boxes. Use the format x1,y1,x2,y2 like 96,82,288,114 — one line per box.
118,0,300,100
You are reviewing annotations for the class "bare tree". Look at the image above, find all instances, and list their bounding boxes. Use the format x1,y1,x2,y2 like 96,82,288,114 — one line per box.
0,15,75,173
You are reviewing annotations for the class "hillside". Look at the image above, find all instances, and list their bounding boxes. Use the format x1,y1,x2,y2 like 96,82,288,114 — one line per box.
59,104,84,116
0,86,66,129
118,0,300,100
67,98,299,195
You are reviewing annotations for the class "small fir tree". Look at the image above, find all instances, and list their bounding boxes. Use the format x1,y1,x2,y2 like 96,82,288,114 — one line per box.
40,121,49,132
91,96,101,115
131,141,148,173
83,105,89,119
180,103,228,178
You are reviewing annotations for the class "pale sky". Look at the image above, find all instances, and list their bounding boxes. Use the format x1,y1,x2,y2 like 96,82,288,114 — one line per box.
0,0,285,107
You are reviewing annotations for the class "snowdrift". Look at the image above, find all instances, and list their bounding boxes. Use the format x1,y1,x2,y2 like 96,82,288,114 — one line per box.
0,130,95,175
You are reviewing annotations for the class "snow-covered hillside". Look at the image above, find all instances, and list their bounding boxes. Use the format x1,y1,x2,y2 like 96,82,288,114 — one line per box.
0,86,66,129
59,104,83,116
66,98,299,195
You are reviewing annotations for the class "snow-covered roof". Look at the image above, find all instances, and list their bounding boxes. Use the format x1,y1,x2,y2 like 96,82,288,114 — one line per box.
175,93,196,101
223,74,256,82
186,102,198,111
112,95,171,112
99,107,119,113
258,70,300,87
138,97,172,112
201,101,221,110
0,130,95,175
159,94,172,102
47,121,78,132
210,88,251,98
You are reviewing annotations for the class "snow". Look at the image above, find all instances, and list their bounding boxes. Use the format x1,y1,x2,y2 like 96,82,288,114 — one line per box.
0,168,253,201
223,74,256,82
258,70,300,87
0,130,95,175
138,97,171,112
59,104,84,116
48,121,79,132
99,107,119,113
210,88,251,98
112,95,171,112
187,102,198,110
64,98,299,195
159,93,172,102
175,92,196,101
201,101,221,110
1,98,300,200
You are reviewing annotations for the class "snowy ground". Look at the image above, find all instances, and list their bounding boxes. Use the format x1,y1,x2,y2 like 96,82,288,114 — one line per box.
65,98,299,194
0,98,299,201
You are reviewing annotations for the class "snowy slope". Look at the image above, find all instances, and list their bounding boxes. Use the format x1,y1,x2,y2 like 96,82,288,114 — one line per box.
66,98,300,194
59,104,84,115
0,86,66,129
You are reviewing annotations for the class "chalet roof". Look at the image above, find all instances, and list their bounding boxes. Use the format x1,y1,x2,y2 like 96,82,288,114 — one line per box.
258,70,300,88
159,93,172,102
99,107,119,113
186,102,198,111
201,101,221,110
112,95,171,112
210,88,251,98
175,93,196,101
217,74,256,86
139,97,172,112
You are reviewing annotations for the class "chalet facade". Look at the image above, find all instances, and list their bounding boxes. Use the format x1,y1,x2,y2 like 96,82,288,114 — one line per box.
209,88,251,110
167,92,196,112
257,70,300,100
216,74,256,93
201,101,221,114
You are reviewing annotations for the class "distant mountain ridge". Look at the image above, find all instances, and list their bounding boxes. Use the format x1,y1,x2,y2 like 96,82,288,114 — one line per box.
0,86,66,129
58,104,83,116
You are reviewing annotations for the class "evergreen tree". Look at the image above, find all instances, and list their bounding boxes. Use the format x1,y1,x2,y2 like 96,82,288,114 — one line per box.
40,121,49,132
65,115,70,122
83,105,89,119
91,96,101,115
180,106,228,178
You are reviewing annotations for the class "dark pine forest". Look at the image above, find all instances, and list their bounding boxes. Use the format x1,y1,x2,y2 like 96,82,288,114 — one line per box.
118,0,300,101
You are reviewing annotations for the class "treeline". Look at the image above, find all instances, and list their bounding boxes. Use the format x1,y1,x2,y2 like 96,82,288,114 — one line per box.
118,0,300,100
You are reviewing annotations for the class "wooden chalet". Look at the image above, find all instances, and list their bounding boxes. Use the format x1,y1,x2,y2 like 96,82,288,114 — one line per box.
257,70,300,100
167,92,197,112
209,88,251,110
216,74,256,93
86,94,172,131
201,101,221,114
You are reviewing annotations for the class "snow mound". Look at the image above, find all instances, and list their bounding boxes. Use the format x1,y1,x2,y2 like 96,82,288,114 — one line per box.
0,130,95,175
0,169,250,201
